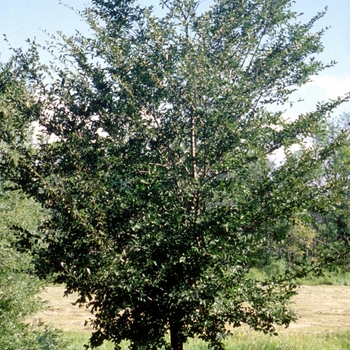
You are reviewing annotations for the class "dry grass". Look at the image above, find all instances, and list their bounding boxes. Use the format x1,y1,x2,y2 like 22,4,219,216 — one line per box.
35,285,94,332
288,285,350,332
34,284,350,334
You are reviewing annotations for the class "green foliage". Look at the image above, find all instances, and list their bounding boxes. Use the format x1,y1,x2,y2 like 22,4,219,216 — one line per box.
301,114,350,269
1,0,349,349
0,62,64,350
0,191,64,350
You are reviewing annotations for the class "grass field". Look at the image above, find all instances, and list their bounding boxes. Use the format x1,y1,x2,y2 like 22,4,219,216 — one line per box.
34,285,350,349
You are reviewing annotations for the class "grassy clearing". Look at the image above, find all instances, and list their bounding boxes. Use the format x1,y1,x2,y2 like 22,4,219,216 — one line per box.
248,264,350,287
60,332,114,350
297,270,350,286
190,331,350,350
35,284,350,349
60,330,350,349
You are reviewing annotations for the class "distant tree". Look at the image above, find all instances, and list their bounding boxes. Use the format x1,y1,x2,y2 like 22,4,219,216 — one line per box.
307,115,350,267
1,1,349,349
251,115,350,269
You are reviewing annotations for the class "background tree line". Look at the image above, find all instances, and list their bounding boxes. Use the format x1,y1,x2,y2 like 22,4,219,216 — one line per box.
251,115,350,272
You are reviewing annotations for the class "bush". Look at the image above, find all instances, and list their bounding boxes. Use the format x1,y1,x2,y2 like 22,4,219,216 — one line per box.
0,190,64,349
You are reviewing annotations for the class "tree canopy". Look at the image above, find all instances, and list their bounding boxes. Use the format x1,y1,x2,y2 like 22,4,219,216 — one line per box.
1,1,349,349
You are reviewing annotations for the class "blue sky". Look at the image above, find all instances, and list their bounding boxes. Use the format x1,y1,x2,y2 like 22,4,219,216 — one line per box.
0,0,349,118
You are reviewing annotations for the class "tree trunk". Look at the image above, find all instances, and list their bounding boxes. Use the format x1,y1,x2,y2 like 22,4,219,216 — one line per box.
170,321,183,350
190,112,197,180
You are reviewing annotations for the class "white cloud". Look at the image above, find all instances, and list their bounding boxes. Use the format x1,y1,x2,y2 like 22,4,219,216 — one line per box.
273,74,350,122
305,74,350,100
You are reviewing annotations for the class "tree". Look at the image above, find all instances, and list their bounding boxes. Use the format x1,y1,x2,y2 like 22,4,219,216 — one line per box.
254,114,350,271
306,114,350,268
1,0,349,349
0,189,64,350
0,60,65,350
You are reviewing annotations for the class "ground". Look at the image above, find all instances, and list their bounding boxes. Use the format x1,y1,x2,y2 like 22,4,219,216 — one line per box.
291,285,350,332
35,285,350,333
